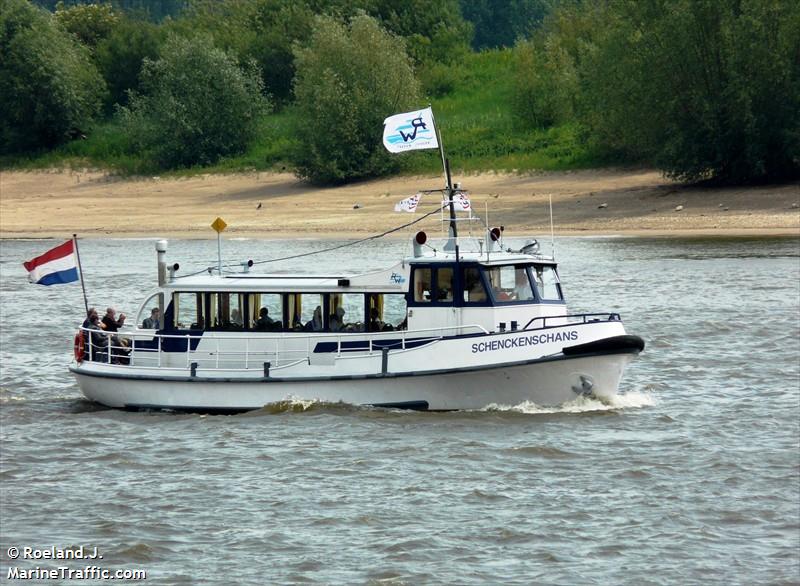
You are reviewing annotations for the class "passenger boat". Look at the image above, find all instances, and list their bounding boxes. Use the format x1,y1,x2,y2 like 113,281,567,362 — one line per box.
69,210,645,412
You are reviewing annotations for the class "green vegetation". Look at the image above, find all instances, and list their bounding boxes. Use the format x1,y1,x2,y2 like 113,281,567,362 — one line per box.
292,14,420,184
0,0,106,153
118,35,269,169
3,0,798,184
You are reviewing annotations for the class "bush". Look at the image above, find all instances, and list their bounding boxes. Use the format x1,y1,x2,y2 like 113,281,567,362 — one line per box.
119,35,270,168
0,0,106,153
291,14,421,184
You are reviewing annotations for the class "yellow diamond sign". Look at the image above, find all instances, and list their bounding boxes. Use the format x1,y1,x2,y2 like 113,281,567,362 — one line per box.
211,217,227,233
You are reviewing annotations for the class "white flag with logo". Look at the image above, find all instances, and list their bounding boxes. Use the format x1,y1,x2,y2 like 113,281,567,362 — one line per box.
446,191,471,211
383,107,439,153
394,193,422,213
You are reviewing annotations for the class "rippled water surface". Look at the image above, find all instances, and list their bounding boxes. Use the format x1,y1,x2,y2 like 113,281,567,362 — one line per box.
1,236,799,585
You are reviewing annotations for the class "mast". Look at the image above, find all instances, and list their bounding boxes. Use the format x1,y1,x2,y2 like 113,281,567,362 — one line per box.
444,158,459,261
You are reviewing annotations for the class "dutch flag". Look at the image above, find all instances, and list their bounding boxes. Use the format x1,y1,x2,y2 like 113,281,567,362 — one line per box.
23,240,79,286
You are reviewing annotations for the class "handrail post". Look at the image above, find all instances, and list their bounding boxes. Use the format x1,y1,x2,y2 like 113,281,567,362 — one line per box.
186,335,190,368
245,337,249,370
216,337,220,369
158,334,162,367
106,333,111,364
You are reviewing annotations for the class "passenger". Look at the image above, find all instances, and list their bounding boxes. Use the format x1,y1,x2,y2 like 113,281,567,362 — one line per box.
329,307,346,332
306,306,324,332
230,308,243,327
86,311,108,361
102,307,125,332
514,270,533,300
368,308,384,332
102,307,129,364
82,307,98,329
255,307,275,331
142,307,160,329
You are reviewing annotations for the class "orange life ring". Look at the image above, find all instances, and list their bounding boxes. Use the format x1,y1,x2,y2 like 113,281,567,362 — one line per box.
73,331,85,362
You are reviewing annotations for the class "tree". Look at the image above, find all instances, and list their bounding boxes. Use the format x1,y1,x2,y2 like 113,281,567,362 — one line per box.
0,0,105,153
291,14,421,184
94,15,163,109
461,0,553,50
119,35,269,168
582,0,800,182
511,37,578,129
53,1,119,48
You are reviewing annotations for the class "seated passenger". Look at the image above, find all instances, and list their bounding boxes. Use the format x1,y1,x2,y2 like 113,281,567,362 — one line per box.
368,308,384,332
255,307,275,331
142,307,160,329
329,307,346,332
230,308,243,327
305,306,323,331
87,312,109,361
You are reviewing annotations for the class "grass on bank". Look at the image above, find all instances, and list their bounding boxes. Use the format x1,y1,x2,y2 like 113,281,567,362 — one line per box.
1,49,612,178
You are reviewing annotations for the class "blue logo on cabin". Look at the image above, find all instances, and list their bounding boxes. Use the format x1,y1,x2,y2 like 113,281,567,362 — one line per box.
390,272,406,284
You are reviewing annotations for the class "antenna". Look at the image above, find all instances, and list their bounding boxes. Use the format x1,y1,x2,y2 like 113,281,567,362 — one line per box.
549,194,555,259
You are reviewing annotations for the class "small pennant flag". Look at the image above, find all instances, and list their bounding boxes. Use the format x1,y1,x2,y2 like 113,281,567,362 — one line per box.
394,193,422,213
383,108,439,153
448,191,471,211
23,240,79,285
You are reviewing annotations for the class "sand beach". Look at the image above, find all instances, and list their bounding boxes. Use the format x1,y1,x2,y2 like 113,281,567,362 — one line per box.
1,168,797,239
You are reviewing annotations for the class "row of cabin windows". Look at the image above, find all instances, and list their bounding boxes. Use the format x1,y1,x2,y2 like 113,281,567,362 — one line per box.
412,264,562,305
167,292,408,333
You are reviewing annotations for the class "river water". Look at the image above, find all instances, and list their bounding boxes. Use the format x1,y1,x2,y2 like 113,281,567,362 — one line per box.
1,235,798,585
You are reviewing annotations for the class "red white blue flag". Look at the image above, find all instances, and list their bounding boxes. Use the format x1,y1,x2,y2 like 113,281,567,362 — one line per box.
23,240,79,285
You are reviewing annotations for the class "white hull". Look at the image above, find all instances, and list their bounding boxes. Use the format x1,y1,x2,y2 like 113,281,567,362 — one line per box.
72,351,636,411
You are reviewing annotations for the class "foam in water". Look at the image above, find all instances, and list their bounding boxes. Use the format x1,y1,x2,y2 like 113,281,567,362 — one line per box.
481,390,658,414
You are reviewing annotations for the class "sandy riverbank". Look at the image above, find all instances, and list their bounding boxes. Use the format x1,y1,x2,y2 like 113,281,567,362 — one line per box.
1,168,798,239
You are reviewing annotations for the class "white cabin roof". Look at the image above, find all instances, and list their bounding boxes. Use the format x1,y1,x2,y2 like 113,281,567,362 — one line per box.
163,250,556,293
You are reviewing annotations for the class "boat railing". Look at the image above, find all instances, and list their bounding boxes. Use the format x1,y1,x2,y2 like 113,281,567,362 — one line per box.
76,323,489,372
522,313,621,331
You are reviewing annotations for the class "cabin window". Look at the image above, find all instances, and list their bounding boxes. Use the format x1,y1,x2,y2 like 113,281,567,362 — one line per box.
173,292,204,330
368,294,407,331
533,265,561,300
414,268,432,302
208,292,245,330
329,293,365,332
486,265,535,303
249,293,283,331
437,268,454,302
137,293,163,329
289,293,324,331
462,267,487,303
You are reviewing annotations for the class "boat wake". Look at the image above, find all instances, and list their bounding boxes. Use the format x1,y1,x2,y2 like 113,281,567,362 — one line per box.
481,390,658,414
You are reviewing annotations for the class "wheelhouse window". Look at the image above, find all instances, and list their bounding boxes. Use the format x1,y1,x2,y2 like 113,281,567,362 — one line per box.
485,265,535,303
436,267,454,302
172,292,204,330
368,293,407,331
412,266,456,305
249,293,283,331
462,267,487,303
329,293,365,332
414,268,432,302
533,265,562,300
